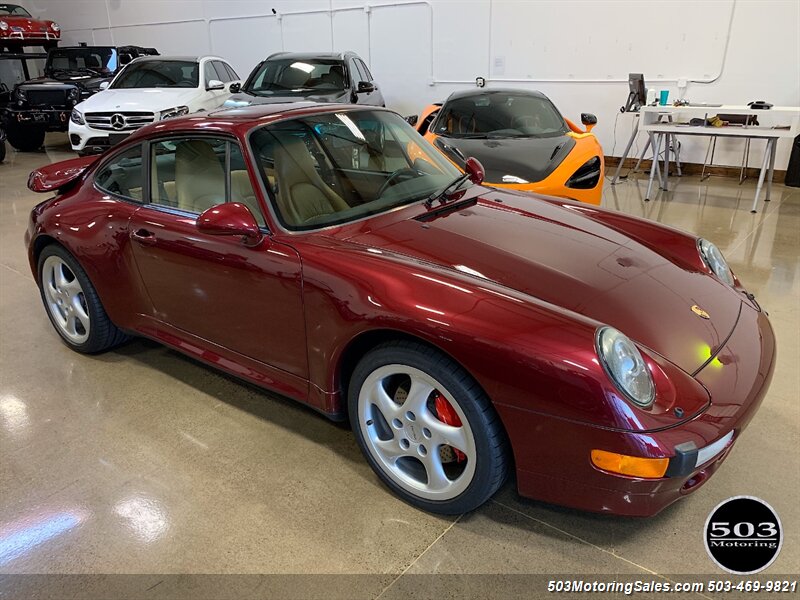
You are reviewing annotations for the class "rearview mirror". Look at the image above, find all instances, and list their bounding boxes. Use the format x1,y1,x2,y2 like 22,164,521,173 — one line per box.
404,115,419,126
206,79,225,91
229,82,241,94
99,81,109,91
197,203,263,246
357,81,375,94
581,112,597,132
465,157,485,185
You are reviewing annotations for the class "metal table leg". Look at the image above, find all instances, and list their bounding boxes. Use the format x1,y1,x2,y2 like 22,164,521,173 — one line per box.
765,138,777,201
645,133,662,201
611,116,639,185
632,135,652,174
662,133,670,191
751,139,772,213
674,135,682,176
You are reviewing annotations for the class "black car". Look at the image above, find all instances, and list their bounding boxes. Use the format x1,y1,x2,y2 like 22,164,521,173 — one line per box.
4,44,158,151
225,51,384,108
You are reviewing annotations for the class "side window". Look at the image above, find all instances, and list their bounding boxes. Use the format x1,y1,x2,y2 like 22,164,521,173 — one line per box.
357,59,373,82
204,61,221,86
95,144,144,201
149,137,266,226
350,60,366,84
229,144,266,227
223,63,240,81
150,138,227,213
212,61,230,82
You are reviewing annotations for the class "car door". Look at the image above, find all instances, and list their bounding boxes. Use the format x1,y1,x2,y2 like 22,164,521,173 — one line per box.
126,134,308,386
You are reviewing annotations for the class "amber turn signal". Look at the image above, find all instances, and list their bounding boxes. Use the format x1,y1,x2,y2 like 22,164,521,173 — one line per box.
590,449,669,479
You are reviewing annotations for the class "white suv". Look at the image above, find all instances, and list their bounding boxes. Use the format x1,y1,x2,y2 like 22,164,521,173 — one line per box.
69,55,240,154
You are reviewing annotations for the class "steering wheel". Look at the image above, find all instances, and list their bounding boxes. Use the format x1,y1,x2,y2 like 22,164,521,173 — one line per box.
377,168,420,198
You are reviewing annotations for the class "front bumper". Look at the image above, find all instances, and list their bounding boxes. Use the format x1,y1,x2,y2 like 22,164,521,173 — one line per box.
6,107,70,131
498,304,775,516
0,31,59,43
69,121,131,153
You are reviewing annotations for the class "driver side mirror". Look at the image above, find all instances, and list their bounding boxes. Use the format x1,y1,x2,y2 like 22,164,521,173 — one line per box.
119,54,132,65
197,202,263,246
357,81,375,94
464,157,485,185
229,82,241,94
206,79,225,91
404,115,419,127
99,81,109,91
581,113,597,132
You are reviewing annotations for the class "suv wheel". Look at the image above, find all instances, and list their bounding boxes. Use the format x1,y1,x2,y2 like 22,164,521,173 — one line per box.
7,123,45,152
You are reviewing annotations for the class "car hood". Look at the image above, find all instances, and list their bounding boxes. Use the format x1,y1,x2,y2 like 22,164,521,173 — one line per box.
346,190,741,374
433,134,575,184
76,87,200,112
224,89,349,108
0,16,51,29
19,75,109,91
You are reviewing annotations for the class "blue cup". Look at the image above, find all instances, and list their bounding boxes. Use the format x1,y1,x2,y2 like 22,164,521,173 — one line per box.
659,90,670,106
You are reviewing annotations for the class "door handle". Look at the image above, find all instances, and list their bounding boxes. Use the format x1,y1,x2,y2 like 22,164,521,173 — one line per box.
131,228,157,246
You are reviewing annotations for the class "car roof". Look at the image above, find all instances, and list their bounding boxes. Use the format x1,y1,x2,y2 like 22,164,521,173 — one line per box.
265,51,354,61
446,88,550,101
131,55,226,63
124,102,390,142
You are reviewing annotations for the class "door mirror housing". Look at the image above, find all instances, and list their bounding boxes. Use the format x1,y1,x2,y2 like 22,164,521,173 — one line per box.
357,81,375,94
464,157,485,185
229,82,241,94
99,81,109,91
206,79,225,91
197,203,263,246
404,114,419,127
581,112,597,132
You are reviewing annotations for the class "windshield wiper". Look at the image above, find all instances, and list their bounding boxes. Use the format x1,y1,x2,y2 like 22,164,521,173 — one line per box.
424,172,472,208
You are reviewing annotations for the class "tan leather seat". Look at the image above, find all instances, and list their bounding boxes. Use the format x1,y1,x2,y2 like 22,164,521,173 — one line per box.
230,169,265,226
273,137,349,225
175,140,226,214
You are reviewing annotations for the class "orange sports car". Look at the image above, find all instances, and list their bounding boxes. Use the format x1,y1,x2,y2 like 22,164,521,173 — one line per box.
411,88,604,205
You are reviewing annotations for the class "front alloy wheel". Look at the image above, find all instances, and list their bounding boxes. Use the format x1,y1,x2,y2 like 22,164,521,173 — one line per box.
349,341,508,514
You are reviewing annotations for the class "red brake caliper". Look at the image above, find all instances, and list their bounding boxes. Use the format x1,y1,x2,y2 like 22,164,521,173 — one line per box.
434,393,466,462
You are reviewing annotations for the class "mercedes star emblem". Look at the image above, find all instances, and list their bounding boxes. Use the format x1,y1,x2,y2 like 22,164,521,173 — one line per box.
110,113,126,130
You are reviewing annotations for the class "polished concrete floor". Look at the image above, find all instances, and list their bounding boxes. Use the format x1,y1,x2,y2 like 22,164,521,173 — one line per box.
1,135,798,596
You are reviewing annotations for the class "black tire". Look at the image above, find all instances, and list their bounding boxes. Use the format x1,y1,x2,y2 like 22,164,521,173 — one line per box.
37,244,129,353
7,123,45,152
348,340,509,514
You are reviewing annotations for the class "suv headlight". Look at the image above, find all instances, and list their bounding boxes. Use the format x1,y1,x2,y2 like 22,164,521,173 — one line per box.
14,88,26,101
596,327,655,407
67,87,79,102
50,22,60,32
160,105,189,120
0,20,8,31
698,238,734,286
70,109,84,125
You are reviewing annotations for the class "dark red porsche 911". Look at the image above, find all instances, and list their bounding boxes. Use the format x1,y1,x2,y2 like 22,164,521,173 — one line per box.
25,103,774,516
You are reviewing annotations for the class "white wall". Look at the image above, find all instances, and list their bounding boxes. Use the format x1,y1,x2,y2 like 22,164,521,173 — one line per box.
26,0,800,168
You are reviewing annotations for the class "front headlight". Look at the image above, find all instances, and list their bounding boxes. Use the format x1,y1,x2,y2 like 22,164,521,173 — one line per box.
50,22,60,32
14,87,26,101
160,105,189,120
0,20,8,31
698,238,734,286
566,156,602,189
67,87,79,101
70,109,84,125
596,327,655,407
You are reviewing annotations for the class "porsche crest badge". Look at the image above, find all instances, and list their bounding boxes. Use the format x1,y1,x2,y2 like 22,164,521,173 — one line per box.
691,305,710,319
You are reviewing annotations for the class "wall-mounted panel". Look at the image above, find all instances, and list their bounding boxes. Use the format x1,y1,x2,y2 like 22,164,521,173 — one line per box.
332,9,369,61
281,12,333,53
109,20,210,56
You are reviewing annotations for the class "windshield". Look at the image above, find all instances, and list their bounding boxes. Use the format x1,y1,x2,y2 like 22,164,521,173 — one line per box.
112,60,198,89
434,92,568,138
0,4,31,16
47,47,117,76
246,58,347,95
249,110,462,231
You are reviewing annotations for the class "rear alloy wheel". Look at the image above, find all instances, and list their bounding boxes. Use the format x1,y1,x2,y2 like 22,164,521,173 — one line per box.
349,341,508,514
7,124,45,152
38,245,129,353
